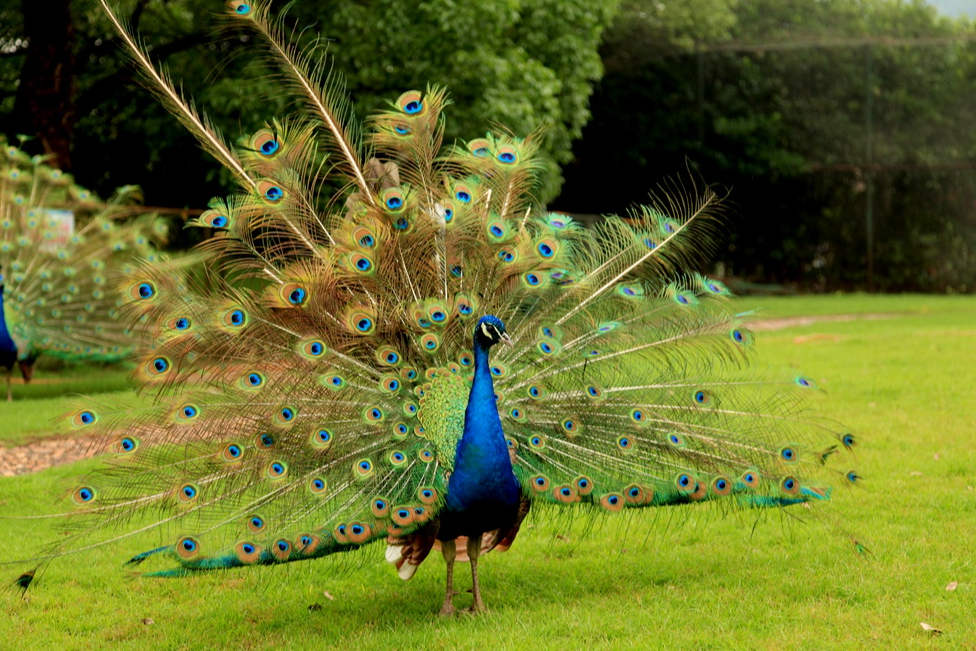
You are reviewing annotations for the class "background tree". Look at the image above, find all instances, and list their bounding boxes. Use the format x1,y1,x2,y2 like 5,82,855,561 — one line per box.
1,0,618,210
555,0,976,292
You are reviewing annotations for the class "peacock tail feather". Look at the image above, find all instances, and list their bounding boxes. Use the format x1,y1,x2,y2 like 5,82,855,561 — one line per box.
8,1,859,593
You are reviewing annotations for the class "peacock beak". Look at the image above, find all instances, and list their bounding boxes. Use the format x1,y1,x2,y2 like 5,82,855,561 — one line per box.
500,332,513,348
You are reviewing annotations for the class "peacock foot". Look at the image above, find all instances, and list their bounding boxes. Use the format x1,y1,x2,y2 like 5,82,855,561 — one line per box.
438,603,456,617
463,603,488,615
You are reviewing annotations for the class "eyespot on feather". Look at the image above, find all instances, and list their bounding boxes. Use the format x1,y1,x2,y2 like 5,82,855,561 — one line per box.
575,476,594,496
526,384,546,400
298,339,327,360
296,534,322,554
354,458,375,478
486,220,508,240
420,333,440,353
177,484,199,503
711,476,733,496
176,536,201,560
455,294,476,318
535,237,558,259
382,188,406,212
496,146,519,165
380,375,401,393
730,328,754,345
222,443,244,462
417,487,438,504
675,473,696,493
779,445,799,464
371,498,391,518
688,481,709,501
250,129,281,158
69,409,98,428
257,180,284,204
454,183,474,204
221,307,248,329
530,475,551,492
396,90,425,115
388,450,408,467
310,427,333,448
200,209,229,229
128,281,156,301
376,346,401,366
247,514,268,533
352,226,376,249
780,476,801,495
624,484,648,505
599,494,624,512
240,371,265,389
553,485,580,503
272,539,292,561
537,339,562,356
226,1,252,16
175,404,200,423
274,406,296,426
266,461,288,479
280,282,309,306
345,308,376,335
309,477,328,494
467,138,492,157
740,469,761,489
235,542,262,563
363,406,384,423
115,436,139,453
391,507,414,526
71,486,97,505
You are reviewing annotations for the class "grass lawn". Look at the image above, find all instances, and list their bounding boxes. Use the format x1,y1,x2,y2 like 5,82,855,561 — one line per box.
1,294,973,650
0,363,133,445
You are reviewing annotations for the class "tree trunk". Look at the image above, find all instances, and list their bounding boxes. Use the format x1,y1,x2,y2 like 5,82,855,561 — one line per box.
18,0,75,170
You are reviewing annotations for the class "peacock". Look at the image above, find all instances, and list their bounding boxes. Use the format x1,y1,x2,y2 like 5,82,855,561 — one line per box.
9,1,860,614
0,137,167,400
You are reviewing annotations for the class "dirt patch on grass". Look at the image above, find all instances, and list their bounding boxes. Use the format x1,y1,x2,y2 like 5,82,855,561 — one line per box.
753,312,897,331
0,435,102,476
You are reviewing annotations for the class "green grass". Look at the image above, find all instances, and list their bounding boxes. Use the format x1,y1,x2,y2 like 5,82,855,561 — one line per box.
0,363,133,444
2,295,974,650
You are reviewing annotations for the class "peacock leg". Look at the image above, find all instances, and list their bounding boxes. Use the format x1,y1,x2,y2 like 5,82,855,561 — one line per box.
466,535,487,614
438,539,457,616
5,369,10,402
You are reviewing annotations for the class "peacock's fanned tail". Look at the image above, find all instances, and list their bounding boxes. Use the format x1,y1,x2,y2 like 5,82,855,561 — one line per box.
9,1,858,582
0,137,168,364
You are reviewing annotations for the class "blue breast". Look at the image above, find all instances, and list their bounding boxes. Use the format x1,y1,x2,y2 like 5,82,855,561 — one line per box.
0,288,18,356
445,341,520,518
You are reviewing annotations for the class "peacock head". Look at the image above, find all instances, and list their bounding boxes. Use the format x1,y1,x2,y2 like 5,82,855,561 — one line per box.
474,315,513,350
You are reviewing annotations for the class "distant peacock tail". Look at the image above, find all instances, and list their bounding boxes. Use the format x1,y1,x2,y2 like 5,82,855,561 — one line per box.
4,0,858,582
0,137,169,364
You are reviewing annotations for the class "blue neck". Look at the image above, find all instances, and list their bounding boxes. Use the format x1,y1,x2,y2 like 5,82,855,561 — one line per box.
0,289,17,355
446,338,519,511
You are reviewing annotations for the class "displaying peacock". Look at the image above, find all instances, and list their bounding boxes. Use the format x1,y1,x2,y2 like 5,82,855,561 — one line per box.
10,1,860,614
0,137,167,400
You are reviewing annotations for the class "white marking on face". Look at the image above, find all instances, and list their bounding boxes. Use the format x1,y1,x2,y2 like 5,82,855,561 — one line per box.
480,322,493,340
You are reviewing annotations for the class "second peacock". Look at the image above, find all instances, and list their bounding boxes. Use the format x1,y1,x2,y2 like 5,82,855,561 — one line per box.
18,1,859,615
0,138,167,401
